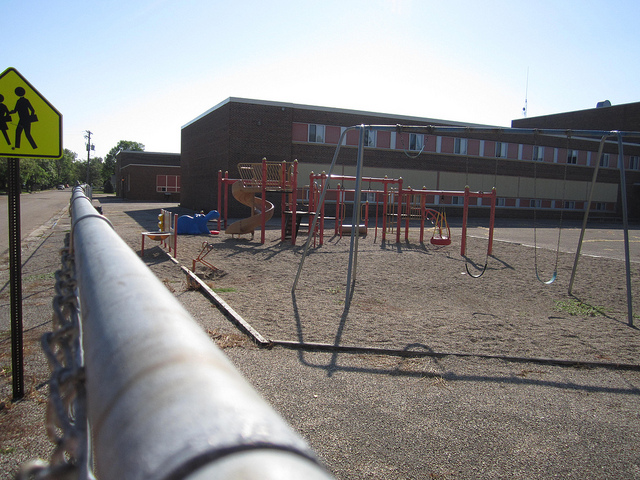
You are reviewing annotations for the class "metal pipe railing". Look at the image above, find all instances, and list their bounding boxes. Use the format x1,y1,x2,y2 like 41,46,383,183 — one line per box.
70,187,334,480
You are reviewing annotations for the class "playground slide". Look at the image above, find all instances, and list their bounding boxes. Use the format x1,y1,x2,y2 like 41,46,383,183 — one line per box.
225,180,275,235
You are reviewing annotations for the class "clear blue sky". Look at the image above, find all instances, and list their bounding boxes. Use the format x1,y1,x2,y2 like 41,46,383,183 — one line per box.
4,0,639,159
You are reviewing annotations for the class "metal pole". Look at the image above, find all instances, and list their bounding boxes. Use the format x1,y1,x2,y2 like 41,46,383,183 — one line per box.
404,188,411,242
224,170,229,229
568,135,608,295
461,186,469,256
85,130,92,185
293,128,352,293
396,178,403,243
261,157,267,244
291,160,298,245
382,180,388,242
488,187,496,256
616,133,634,327
344,125,366,306
217,170,222,232
363,124,640,141
70,187,333,480
420,193,425,244
8,157,23,400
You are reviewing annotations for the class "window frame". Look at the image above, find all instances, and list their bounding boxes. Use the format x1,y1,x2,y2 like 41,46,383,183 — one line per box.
308,124,325,143
454,138,467,155
156,174,181,193
408,133,424,151
364,129,376,147
532,145,544,162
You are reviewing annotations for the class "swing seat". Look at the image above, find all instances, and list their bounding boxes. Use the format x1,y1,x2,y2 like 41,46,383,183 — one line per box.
142,232,172,242
431,209,451,245
430,236,451,246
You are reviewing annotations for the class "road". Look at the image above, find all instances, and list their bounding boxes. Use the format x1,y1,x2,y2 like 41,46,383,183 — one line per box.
462,218,640,263
0,188,71,258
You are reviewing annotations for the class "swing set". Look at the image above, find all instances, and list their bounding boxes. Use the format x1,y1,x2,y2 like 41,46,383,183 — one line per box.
292,124,636,327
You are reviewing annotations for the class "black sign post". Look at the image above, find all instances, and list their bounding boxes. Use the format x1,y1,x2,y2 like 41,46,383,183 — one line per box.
8,157,23,400
0,67,63,400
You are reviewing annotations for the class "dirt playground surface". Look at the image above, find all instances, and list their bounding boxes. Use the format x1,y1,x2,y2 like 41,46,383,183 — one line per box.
118,198,640,367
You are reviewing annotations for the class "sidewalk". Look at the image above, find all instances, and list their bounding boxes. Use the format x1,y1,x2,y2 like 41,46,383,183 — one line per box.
1,195,640,479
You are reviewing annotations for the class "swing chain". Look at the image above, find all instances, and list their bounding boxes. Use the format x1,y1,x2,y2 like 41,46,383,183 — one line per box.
18,235,94,480
532,130,568,284
396,125,425,159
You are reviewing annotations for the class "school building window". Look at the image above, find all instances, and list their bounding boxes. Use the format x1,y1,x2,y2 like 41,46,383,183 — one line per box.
533,145,544,161
308,124,325,143
157,175,181,193
630,156,640,170
409,134,424,151
495,142,507,158
600,153,610,167
567,150,578,164
364,129,376,147
454,138,467,155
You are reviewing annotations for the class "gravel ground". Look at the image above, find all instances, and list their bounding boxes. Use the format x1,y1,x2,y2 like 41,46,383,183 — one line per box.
1,194,640,479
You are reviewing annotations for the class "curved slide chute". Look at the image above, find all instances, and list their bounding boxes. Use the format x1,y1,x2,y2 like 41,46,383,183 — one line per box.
225,180,274,235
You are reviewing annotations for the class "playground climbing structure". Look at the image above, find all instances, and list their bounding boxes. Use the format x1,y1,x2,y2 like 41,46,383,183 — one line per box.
218,158,298,244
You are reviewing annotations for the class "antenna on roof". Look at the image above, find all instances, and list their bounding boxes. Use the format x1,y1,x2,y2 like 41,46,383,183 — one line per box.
522,67,529,118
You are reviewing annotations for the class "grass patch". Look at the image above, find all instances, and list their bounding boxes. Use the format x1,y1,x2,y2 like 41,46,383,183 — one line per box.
23,271,56,282
555,299,606,317
213,287,237,293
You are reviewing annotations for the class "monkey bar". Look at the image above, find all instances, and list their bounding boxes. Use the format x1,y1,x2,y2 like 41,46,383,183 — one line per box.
306,173,495,255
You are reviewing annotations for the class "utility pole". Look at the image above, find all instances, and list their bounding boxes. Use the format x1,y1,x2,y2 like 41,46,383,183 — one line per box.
84,130,93,184
522,67,529,118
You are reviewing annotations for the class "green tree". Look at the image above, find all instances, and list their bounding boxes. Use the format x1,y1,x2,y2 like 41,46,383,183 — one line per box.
19,158,51,191
0,157,51,191
0,150,78,191
74,156,103,186
103,140,145,183
56,149,77,185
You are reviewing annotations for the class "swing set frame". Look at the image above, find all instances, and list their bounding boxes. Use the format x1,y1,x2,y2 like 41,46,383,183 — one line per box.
292,124,638,326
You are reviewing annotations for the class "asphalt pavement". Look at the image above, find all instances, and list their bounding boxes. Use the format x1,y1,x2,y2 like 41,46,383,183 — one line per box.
0,188,71,257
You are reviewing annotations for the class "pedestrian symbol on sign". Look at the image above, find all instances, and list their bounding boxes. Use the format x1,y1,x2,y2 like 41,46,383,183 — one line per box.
0,67,62,159
0,93,11,146
10,86,38,150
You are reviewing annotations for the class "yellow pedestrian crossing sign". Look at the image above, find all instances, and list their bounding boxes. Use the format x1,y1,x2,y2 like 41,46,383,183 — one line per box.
0,67,63,159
